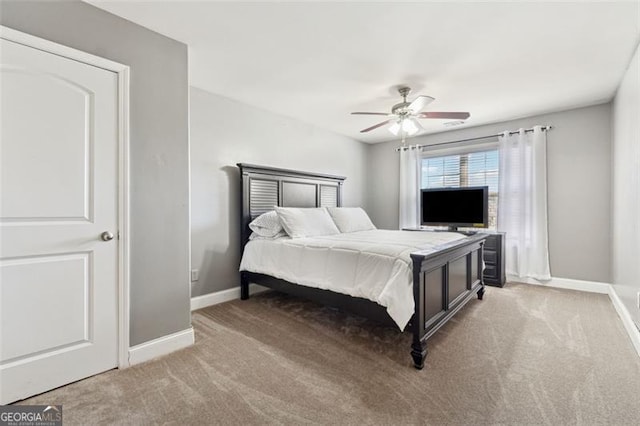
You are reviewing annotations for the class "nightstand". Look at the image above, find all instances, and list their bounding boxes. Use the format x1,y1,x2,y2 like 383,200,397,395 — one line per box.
482,232,506,287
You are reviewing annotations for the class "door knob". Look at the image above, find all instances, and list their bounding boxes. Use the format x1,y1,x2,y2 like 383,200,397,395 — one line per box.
101,231,115,241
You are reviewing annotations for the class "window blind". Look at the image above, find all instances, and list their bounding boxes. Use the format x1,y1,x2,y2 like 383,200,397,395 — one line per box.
421,148,499,229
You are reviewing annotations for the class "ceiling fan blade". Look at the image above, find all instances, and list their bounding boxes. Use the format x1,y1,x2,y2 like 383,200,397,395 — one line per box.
360,119,391,133
408,96,435,114
351,112,389,116
419,112,471,120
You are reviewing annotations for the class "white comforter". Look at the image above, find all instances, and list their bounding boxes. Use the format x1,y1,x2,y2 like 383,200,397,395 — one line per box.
239,229,466,330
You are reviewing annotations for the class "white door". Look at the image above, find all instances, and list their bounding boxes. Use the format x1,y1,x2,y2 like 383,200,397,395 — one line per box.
0,37,119,404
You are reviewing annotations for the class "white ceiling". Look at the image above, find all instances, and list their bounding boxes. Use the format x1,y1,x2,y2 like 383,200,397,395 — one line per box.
88,1,640,143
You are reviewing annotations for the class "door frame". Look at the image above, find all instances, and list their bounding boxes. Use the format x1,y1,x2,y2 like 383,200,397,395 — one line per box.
1,25,132,369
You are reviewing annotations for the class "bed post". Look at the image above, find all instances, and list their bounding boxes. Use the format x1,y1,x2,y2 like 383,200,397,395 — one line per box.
411,253,428,369
240,272,250,300
411,335,428,370
477,243,485,300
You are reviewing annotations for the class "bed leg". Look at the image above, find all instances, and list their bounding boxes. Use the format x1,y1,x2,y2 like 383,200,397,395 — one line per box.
240,272,250,300
411,338,428,370
477,285,485,300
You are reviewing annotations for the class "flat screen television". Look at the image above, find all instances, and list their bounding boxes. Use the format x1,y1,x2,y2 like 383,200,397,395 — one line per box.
421,186,489,231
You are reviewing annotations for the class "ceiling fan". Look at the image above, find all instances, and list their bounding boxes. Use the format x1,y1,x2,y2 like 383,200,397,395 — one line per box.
351,86,470,138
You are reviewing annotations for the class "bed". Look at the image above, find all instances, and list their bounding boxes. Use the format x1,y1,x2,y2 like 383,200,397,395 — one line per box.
238,163,487,369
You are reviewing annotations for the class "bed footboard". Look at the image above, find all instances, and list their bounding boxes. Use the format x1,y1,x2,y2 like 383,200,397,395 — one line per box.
409,234,487,369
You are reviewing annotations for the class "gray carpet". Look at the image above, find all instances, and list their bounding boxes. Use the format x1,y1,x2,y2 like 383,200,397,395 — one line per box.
19,283,640,425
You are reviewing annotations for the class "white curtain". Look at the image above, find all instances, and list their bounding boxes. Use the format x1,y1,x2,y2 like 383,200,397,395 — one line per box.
497,126,551,280
399,146,422,229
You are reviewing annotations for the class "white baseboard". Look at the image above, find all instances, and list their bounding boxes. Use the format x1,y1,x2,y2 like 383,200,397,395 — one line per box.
191,283,269,311
510,275,640,358
508,275,610,294
608,287,640,357
128,327,194,366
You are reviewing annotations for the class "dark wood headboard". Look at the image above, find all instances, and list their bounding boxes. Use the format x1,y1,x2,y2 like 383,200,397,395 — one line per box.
237,163,346,247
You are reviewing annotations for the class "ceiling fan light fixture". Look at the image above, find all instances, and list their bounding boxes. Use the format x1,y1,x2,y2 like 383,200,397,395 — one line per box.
402,118,419,135
388,117,420,137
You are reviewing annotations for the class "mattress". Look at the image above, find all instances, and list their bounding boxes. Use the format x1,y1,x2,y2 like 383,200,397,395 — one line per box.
239,229,466,330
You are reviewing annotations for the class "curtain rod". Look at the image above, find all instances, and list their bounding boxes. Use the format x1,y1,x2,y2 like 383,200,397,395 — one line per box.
394,125,553,152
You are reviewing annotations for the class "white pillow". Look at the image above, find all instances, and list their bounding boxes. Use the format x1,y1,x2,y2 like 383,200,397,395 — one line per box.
327,207,376,233
249,230,288,241
274,207,341,238
249,210,283,237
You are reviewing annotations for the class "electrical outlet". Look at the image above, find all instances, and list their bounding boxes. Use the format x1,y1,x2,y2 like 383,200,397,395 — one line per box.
191,269,199,282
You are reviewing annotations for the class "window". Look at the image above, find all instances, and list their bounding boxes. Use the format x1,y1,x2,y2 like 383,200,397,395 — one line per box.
422,148,499,229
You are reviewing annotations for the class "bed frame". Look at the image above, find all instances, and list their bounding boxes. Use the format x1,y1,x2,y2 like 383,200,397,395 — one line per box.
238,163,486,369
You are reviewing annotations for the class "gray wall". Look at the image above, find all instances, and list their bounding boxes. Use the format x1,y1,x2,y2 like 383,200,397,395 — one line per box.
190,87,368,297
0,1,191,345
367,103,612,283
612,41,640,326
